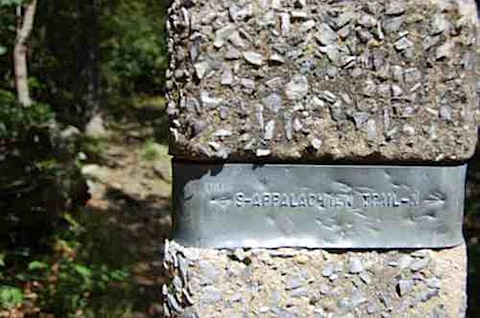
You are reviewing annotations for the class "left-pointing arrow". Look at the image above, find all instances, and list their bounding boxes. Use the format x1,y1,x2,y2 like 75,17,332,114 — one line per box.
210,196,233,207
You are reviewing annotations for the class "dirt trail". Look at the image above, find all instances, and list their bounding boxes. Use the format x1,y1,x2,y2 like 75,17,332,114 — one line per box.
82,121,172,317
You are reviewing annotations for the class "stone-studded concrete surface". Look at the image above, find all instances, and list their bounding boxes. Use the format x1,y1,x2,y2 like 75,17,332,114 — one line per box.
162,241,467,318
167,0,478,163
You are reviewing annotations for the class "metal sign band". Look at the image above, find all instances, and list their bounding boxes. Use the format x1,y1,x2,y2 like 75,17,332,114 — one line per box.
172,162,466,249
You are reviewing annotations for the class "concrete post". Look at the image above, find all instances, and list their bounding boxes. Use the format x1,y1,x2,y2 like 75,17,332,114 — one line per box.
163,0,478,317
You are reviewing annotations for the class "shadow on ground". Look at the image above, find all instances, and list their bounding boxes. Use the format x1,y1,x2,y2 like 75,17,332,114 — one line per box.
78,107,173,317
81,184,171,317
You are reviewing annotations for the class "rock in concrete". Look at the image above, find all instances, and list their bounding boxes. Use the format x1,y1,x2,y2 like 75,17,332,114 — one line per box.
162,241,467,318
167,0,478,163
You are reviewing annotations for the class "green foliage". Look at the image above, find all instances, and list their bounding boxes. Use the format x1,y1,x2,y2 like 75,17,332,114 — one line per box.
0,89,87,252
80,136,108,162
28,260,48,271
0,286,23,309
140,138,167,161
0,0,169,316
25,0,168,126
0,0,23,6
0,0,24,7
34,256,130,317
0,90,54,140
131,95,166,110
0,209,134,316
0,7,15,92
1,0,169,316
35,212,134,317
101,0,168,97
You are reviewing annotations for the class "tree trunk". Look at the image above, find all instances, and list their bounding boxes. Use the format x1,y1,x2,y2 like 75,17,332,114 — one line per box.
14,0,37,107
79,0,101,127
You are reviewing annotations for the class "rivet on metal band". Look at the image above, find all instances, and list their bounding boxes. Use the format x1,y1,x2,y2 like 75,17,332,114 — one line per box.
172,162,466,249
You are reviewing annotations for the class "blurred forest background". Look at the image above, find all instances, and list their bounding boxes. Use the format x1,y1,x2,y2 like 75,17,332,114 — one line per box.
0,0,172,316
0,0,478,317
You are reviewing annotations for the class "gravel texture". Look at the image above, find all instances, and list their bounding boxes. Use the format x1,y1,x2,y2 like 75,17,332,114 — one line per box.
165,0,475,316
162,241,467,318
166,0,478,163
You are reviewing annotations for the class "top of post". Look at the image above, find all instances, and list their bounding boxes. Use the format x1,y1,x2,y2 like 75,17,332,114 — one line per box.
167,0,478,163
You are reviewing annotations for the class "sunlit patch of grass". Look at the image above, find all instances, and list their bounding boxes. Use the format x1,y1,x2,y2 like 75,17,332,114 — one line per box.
82,136,109,159
139,139,169,162
131,95,166,110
